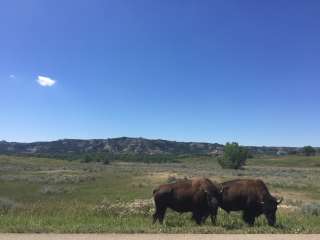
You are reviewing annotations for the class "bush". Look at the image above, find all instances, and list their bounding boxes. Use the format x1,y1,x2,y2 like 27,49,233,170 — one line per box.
218,142,248,169
0,198,17,214
302,202,320,216
302,146,316,156
102,158,110,165
81,154,94,163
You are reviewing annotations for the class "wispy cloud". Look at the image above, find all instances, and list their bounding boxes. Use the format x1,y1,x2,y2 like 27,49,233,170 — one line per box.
9,74,15,79
37,75,56,87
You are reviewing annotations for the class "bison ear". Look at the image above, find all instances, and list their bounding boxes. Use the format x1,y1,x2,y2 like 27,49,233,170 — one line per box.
276,197,283,205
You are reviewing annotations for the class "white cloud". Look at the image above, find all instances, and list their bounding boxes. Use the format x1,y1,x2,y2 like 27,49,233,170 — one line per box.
9,74,15,79
37,75,56,87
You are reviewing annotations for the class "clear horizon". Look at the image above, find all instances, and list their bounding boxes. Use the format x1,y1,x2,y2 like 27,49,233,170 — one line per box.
1,1,320,147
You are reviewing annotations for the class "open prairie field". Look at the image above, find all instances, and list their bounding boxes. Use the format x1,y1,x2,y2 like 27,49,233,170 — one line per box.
0,154,319,233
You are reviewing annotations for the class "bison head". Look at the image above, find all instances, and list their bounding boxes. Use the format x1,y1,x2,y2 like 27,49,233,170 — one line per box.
204,183,223,206
261,196,283,226
203,187,222,213
206,192,219,209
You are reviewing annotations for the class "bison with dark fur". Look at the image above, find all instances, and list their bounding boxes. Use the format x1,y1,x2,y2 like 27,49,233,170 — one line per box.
152,178,222,225
220,179,283,226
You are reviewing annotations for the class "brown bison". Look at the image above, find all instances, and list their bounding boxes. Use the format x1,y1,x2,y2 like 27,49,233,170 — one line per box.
220,179,283,226
152,178,222,225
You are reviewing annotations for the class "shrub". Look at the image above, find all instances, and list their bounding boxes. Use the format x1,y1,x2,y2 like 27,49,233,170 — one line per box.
218,142,248,169
102,158,110,164
82,154,94,163
301,202,320,216
0,198,17,214
302,146,316,156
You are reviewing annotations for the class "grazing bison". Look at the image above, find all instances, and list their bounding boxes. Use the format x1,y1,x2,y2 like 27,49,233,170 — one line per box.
220,179,283,226
152,178,222,225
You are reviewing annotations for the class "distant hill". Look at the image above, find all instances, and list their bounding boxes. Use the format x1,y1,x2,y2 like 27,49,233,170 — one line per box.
0,137,223,156
0,137,315,156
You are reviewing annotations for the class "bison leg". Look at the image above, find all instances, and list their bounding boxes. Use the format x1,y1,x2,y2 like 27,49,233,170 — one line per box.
209,207,218,225
242,210,255,226
152,212,158,224
153,206,167,224
193,209,216,225
158,207,167,224
201,211,215,225
201,212,210,224
192,211,203,225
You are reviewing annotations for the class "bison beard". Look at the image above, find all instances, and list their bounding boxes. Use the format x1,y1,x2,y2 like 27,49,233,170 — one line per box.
220,179,283,226
152,178,221,225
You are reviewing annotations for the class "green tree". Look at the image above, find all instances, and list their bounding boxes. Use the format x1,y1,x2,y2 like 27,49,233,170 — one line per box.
102,157,110,164
303,146,316,156
218,142,248,169
82,154,93,163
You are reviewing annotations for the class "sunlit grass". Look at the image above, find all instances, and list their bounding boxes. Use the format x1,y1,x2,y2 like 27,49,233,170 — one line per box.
0,154,320,233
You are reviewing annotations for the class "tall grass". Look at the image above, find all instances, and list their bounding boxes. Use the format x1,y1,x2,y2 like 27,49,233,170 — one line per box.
0,154,320,233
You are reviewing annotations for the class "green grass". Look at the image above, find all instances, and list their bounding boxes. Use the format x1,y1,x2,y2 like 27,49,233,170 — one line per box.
0,154,320,233
247,155,320,168
1,208,319,233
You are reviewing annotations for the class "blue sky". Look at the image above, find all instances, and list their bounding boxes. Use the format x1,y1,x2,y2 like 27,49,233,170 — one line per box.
1,0,319,146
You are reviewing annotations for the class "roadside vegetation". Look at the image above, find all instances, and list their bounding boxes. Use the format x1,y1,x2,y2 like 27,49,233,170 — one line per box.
0,154,319,233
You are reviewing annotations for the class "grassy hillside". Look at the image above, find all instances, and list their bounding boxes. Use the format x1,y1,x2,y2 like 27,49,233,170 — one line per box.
0,154,319,233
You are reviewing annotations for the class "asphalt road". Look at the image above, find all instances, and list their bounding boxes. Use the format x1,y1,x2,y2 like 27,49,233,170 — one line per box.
0,234,319,240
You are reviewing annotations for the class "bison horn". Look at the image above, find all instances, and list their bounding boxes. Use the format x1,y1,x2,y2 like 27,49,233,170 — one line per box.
276,197,283,205
260,201,265,205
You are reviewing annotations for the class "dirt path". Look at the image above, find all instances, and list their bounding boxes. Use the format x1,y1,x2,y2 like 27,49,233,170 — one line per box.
0,234,319,240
